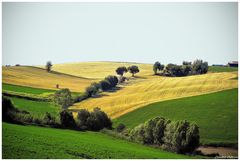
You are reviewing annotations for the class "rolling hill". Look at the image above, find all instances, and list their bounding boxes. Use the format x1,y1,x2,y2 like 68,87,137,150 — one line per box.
3,123,191,159
52,61,153,79
71,71,238,118
114,88,238,145
2,66,93,92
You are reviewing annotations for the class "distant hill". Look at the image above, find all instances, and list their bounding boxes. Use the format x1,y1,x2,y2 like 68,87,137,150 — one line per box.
2,66,94,92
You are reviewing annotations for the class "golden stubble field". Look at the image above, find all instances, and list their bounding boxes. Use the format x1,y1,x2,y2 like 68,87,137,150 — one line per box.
70,71,238,118
52,61,153,79
2,66,94,92
3,62,238,119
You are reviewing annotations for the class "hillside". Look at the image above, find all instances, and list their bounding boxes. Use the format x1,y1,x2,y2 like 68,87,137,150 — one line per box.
52,61,153,79
114,88,238,145
71,71,238,118
2,66,93,92
3,123,191,159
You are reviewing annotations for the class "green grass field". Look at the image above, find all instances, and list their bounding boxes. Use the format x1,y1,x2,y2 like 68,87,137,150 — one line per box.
114,88,238,145
3,83,81,97
2,123,192,159
209,66,238,73
9,97,60,118
2,83,56,94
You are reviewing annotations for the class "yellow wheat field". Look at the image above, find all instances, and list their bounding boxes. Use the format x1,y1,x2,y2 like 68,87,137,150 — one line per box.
52,61,153,79
3,62,238,119
2,66,93,92
70,71,238,118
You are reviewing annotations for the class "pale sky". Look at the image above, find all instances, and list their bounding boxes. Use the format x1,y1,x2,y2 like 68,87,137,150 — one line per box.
2,2,238,66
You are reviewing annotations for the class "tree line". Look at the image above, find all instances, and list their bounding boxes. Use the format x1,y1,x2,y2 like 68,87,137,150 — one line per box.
128,116,199,154
2,96,112,131
153,59,208,77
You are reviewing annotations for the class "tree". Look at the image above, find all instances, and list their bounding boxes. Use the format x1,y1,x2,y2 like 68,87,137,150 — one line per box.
94,107,112,129
201,61,208,74
105,75,118,87
182,61,192,65
192,59,208,74
77,109,90,130
99,80,111,91
76,108,112,131
60,110,76,129
129,116,170,145
128,65,140,77
54,88,72,109
153,62,164,75
85,83,99,97
181,65,192,76
46,61,52,72
116,66,128,76
163,120,200,154
129,123,146,143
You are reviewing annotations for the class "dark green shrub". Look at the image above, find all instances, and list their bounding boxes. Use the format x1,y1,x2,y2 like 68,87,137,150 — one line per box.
76,108,112,131
93,107,112,128
163,120,200,154
2,96,18,122
43,112,57,126
77,109,90,130
60,110,76,129
54,88,72,109
14,112,33,123
33,117,42,125
87,107,112,131
116,123,126,132
129,124,146,143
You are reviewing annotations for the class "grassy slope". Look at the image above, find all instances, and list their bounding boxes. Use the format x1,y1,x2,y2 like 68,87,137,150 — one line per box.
9,97,60,118
2,123,191,159
209,66,238,73
2,83,56,94
72,71,237,118
2,66,93,92
114,88,238,145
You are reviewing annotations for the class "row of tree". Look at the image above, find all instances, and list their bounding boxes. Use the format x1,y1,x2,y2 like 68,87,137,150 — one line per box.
115,65,140,77
129,116,199,154
153,59,208,77
85,75,119,98
46,61,140,78
3,96,112,131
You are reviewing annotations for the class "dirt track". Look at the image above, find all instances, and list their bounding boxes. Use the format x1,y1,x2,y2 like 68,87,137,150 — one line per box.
198,146,238,157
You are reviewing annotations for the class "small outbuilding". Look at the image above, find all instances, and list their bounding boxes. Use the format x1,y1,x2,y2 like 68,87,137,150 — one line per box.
228,61,238,67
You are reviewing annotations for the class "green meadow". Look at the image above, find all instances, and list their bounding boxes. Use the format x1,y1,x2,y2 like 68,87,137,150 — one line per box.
208,66,238,73
114,88,238,145
2,123,192,159
9,97,60,118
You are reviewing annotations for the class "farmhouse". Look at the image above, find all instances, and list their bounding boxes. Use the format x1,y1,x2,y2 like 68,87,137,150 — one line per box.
228,61,238,67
